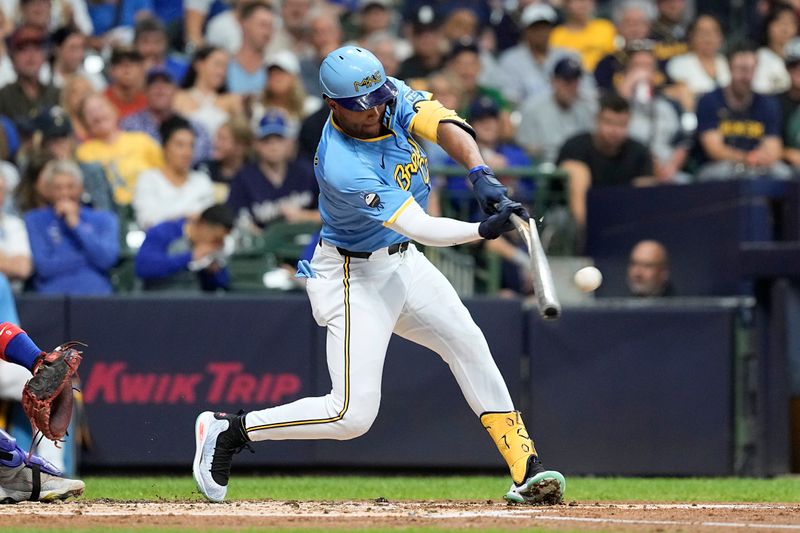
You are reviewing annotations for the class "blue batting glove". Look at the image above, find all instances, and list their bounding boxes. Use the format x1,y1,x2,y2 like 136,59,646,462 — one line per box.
479,201,522,240
468,165,508,215
295,259,316,278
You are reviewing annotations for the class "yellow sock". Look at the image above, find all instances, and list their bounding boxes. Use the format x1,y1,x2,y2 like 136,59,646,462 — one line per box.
480,411,537,485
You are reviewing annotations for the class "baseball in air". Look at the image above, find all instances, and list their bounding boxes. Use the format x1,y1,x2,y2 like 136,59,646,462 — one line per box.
574,266,603,292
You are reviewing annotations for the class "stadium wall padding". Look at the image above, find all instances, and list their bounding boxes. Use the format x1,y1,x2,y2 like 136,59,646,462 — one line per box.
13,295,780,475
528,305,735,476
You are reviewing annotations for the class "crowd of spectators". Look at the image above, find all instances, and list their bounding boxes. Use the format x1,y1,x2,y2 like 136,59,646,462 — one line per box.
0,0,795,296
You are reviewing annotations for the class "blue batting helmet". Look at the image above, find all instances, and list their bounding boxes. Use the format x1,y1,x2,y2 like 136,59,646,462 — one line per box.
319,45,398,111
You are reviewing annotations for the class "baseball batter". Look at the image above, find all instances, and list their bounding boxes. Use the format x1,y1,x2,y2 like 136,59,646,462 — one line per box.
194,46,565,504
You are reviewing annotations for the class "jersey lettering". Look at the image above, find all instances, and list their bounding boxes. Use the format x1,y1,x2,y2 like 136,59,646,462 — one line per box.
392,137,429,190
719,119,765,139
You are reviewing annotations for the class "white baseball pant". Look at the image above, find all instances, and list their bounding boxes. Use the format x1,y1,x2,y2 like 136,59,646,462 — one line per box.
243,241,515,441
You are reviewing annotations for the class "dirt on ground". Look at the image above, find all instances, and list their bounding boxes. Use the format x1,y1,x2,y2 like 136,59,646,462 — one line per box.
2,499,800,531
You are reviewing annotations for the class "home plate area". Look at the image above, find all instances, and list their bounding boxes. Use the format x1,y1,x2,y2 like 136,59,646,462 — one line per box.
2,500,800,530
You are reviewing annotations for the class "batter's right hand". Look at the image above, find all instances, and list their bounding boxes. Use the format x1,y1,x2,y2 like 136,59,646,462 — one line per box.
478,200,521,240
468,165,508,215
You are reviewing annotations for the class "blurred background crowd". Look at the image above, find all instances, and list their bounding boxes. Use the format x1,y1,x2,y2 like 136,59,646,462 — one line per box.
0,0,792,298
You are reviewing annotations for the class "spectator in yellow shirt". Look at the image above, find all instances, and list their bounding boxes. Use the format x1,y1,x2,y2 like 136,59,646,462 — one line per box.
75,93,164,206
549,0,616,72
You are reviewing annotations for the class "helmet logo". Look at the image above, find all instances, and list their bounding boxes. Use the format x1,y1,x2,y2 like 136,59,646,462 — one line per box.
353,71,382,93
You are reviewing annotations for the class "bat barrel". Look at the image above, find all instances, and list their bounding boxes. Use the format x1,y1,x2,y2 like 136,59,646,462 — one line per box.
510,214,562,320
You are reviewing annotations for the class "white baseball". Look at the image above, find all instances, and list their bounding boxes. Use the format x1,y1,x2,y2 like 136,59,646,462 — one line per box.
574,266,603,292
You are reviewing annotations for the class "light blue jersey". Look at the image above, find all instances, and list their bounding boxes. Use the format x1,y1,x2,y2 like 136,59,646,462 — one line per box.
315,78,432,252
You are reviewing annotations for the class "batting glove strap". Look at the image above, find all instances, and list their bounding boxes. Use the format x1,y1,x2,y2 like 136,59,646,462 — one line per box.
468,166,508,215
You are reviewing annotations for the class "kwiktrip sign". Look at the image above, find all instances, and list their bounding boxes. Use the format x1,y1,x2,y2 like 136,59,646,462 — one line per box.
83,362,302,405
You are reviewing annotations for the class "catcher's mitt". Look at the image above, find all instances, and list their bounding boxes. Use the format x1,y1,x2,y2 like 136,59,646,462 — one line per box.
22,343,83,442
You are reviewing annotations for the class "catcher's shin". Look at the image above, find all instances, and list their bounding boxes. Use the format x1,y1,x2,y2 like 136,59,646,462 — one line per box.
22,343,83,442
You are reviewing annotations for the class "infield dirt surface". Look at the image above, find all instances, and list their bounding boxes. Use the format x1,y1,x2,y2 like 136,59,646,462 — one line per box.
2,499,800,531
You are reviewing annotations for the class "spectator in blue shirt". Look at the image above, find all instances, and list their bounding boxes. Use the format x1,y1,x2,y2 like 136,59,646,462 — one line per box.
696,42,793,180
24,160,119,295
135,204,233,292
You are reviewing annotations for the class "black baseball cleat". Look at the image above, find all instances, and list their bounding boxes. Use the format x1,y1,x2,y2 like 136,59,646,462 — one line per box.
193,411,251,502
504,455,566,505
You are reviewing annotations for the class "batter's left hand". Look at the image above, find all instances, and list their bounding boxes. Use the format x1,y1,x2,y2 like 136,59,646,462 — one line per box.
468,165,508,215
479,200,522,240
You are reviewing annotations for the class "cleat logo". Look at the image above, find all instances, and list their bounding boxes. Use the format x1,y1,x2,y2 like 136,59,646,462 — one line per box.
198,423,205,440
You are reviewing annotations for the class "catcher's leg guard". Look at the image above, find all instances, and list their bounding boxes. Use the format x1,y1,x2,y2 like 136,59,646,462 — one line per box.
0,428,60,475
480,411,565,504
0,428,84,503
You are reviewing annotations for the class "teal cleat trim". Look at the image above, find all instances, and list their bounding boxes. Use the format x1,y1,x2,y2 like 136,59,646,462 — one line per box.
504,470,566,505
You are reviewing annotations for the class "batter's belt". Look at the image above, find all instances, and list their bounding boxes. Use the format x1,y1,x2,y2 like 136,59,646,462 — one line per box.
319,240,410,259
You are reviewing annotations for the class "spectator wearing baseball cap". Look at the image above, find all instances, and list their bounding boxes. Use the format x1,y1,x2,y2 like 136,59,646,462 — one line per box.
31,106,115,212
487,3,580,106
516,56,596,165
104,46,148,120
226,110,319,234
120,68,212,165
468,96,531,175
779,38,800,168
0,25,60,125
251,50,308,124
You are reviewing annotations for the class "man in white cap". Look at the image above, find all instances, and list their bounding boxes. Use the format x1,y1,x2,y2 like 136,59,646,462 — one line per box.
488,3,584,106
